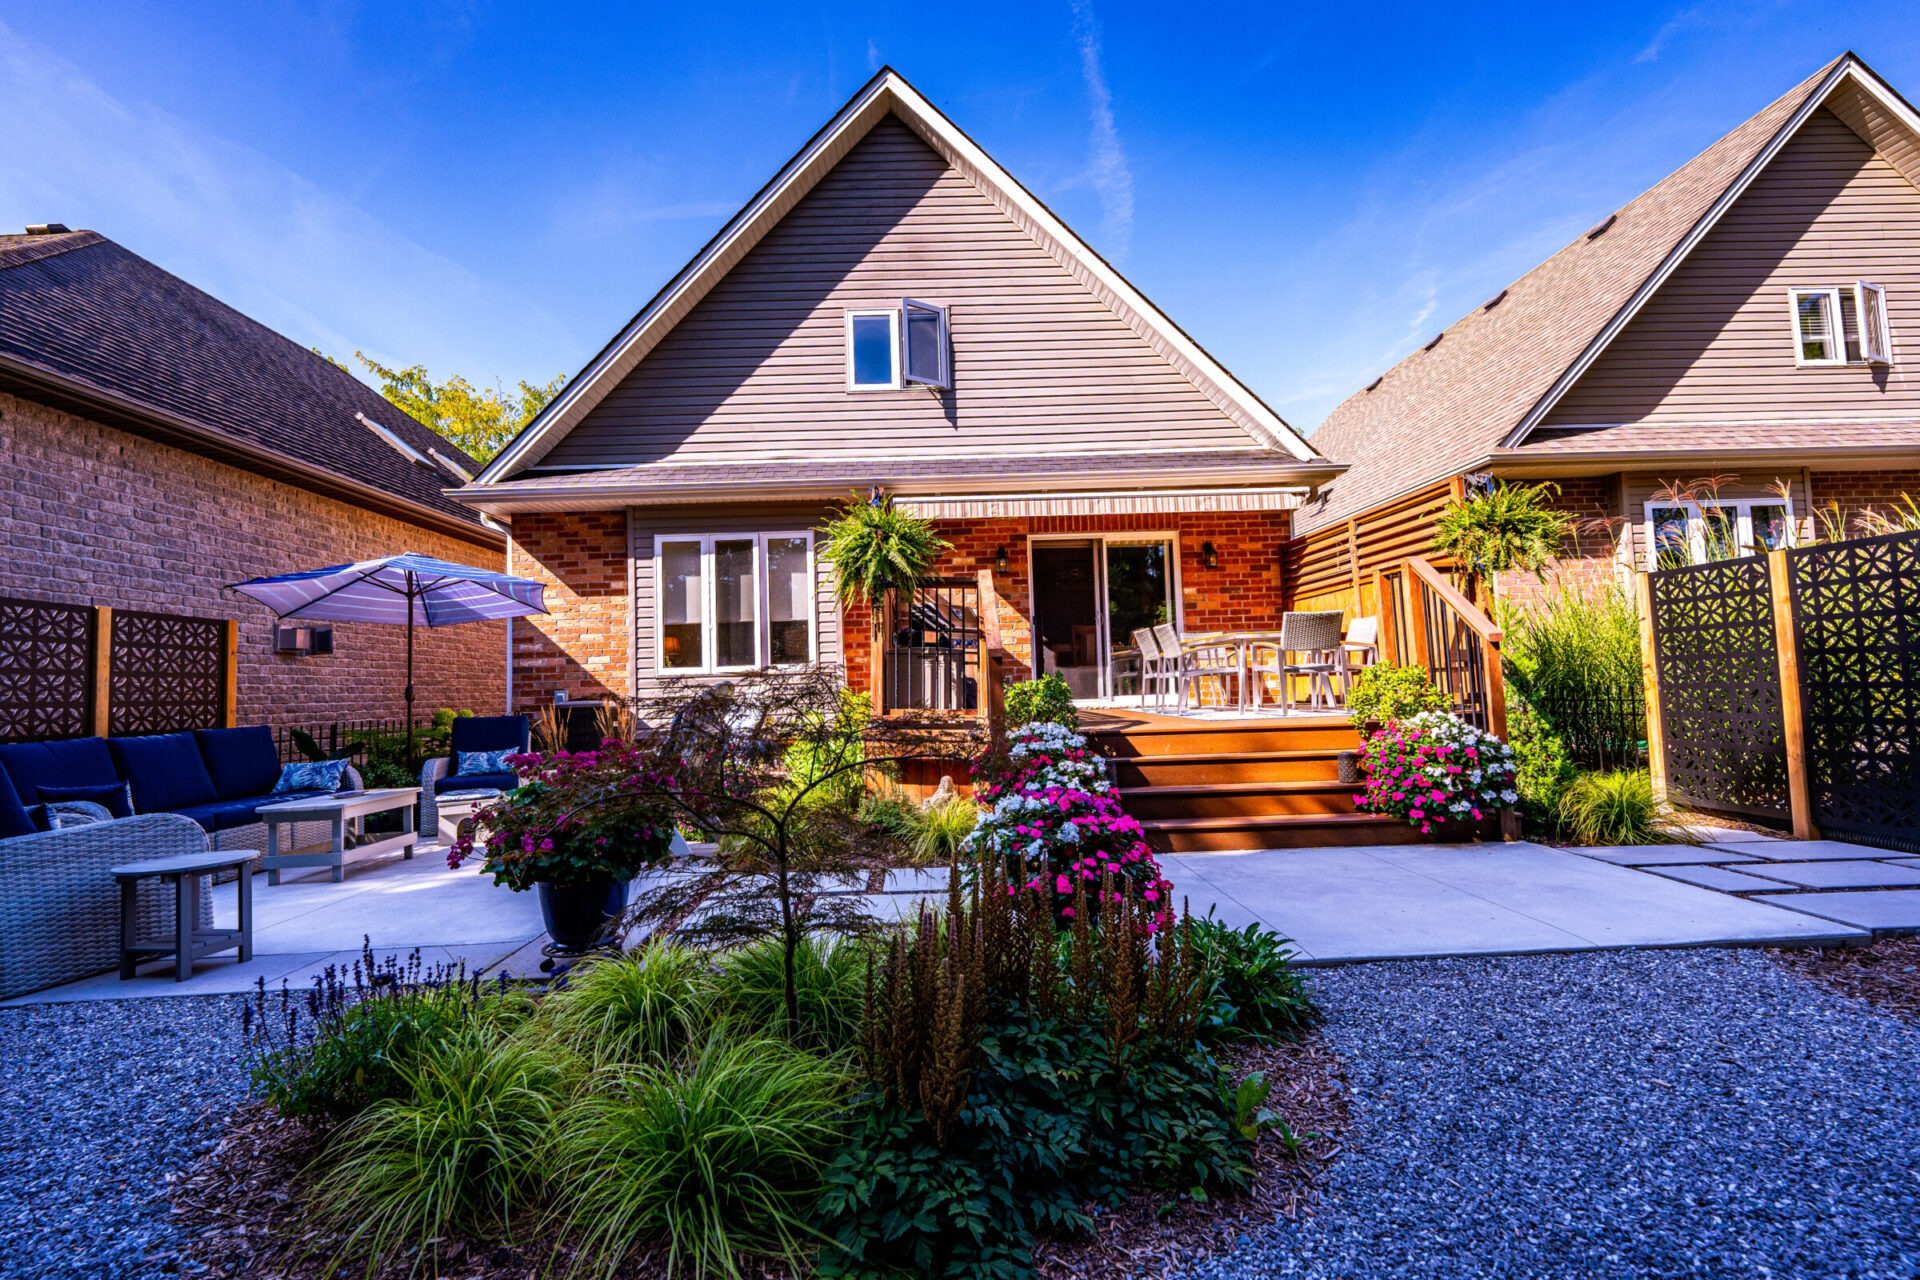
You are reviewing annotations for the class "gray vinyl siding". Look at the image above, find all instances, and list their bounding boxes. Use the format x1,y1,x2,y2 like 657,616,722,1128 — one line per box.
541,117,1252,469
628,502,843,700
1544,108,1920,428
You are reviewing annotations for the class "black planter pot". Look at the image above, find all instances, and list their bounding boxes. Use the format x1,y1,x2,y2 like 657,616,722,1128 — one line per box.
537,875,629,953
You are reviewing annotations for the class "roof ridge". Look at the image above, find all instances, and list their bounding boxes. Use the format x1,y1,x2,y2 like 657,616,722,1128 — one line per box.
0,230,104,273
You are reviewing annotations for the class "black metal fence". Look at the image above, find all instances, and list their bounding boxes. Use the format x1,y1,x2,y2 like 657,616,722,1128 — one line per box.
1528,691,1647,772
1787,529,1920,852
1646,556,1792,824
272,718,415,765
883,580,982,713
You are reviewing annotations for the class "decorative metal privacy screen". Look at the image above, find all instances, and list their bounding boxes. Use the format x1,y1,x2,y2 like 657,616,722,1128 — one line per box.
0,596,96,743
1647,557,1790,822
108,609,227,735
1788,529,1920,851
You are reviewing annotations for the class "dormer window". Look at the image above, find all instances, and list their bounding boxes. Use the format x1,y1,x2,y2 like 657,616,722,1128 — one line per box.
847,301,951,390
846,310,899,389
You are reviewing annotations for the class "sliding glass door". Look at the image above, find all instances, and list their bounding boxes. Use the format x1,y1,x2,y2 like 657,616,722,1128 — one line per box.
1029,535,1177,698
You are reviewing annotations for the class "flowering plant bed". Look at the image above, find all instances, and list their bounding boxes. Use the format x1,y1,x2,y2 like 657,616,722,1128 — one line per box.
1353,710,1518,836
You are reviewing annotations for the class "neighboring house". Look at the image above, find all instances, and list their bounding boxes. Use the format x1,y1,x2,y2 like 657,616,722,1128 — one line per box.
1295,52,1920,612
458,69,1339,717
0,227,507,740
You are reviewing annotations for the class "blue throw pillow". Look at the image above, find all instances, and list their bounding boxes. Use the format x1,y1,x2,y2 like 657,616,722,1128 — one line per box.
455,748,518,776
274,760,351,793
39,781,135,819
27,803,54,832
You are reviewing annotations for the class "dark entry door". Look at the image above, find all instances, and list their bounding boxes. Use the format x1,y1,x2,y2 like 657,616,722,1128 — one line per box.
1030,541,1100,698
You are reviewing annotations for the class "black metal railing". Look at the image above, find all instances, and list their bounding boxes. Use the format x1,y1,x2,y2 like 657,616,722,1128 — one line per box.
883,580,982,713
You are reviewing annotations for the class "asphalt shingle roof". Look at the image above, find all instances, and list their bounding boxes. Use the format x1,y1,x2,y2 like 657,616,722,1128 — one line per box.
0,230,490,536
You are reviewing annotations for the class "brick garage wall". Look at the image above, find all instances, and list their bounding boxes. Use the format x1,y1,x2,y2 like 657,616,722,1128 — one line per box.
1809,470,1920,532
506,511,630,712
0,390,506,731
1491,476,1623,610
844,509,1292,697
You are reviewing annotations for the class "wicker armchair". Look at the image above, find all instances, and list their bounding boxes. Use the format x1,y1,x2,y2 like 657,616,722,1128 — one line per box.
0,812,216,999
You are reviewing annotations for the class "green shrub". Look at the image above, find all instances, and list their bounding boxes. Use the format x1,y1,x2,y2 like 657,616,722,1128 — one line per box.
857,792,920,845
1506,696,1577,833
911,797,979,866
1186,914,1320,1042
553,1034,851,1279
815,1009,1251,1278
309,1024,562,1270
1500,585,1645,768
1344,662,1449,731
714,932,867,1053
543,944,714,1066
1003,672,1078,728
1557,769,1675,845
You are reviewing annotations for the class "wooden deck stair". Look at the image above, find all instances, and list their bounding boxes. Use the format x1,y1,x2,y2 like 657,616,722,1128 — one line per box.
1086,710,1423,852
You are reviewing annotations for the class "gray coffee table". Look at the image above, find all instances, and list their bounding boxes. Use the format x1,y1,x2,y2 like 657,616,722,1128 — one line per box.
259,787,421,884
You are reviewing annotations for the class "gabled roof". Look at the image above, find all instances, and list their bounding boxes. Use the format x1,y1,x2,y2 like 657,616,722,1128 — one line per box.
474,67,1326,488
1298,52,1920,533
0,230,498,546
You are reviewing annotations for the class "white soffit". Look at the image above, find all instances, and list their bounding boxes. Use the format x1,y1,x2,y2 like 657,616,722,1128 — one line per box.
476,69,1315,483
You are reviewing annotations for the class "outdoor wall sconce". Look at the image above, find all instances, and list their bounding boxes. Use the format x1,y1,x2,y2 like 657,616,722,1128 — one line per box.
995,545,1010,573
1200,541,1219,570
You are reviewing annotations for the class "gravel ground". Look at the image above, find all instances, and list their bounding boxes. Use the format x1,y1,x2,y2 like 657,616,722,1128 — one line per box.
1186,948,1920,1280
0,995,250,1280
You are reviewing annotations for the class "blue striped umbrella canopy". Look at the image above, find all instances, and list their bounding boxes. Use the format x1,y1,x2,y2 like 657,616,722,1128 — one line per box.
228,553,548,761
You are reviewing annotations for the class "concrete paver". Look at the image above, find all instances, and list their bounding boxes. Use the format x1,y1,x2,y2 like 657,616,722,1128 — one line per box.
1751,890,1920,932
1710,839,1898,862
1737,861,1920,890
1570,846,1762,867
1648,864,1791,893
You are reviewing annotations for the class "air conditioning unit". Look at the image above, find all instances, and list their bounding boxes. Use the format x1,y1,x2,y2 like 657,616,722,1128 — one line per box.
274,624,333,655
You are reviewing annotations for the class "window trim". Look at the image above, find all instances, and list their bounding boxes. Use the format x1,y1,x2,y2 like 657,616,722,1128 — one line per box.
1643,497,1795,569
1855,280,1892,365
1788,287,1846,367
845,309,901,390
653,532,816,674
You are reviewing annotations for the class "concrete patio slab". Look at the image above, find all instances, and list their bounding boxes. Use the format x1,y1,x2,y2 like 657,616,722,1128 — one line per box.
1159,843,1859,963
1708,839,1895,862
883,868,952,895
1738,861,1920,890
1647,864,1791,893
0,951,338,1004
1569,846,1762,867
1751,890,1920,932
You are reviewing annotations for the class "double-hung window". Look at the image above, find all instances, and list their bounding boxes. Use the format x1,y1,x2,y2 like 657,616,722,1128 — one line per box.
1644,498,1794,569
655,533,815,672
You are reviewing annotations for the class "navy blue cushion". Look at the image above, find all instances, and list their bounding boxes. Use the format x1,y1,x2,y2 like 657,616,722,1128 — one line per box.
194,726,282,801
0,763,34,840
108,733,219,814
449,716,530,768
26,803,55,832
173,790,331,833
436,770,516,795
0,737,120,804
39,781,135,819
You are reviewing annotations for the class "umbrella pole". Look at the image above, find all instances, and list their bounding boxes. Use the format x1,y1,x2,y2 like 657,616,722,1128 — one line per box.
405,574,417,770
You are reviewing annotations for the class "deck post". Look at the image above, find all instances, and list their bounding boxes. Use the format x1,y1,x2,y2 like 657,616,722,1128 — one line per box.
90,605,113,737
1767,549,1817,840
869,591,891,718
1634,571,1668,804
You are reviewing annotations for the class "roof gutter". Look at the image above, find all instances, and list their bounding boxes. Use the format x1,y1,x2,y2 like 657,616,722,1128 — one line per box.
0,351,504,550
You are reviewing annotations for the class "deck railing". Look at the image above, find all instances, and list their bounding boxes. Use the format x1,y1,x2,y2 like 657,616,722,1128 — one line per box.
871,570,1013,734
1374,555,1506,737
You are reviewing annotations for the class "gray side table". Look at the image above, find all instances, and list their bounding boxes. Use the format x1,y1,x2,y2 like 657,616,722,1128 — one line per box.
111,850,255,981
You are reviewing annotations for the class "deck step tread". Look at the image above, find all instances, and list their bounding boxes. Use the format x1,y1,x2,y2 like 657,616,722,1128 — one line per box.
1117,780,1356,798
1100,749,1349,764
1140,813,1399,832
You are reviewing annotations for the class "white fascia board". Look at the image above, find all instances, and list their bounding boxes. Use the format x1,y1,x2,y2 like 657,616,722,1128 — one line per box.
1500,56,1898,450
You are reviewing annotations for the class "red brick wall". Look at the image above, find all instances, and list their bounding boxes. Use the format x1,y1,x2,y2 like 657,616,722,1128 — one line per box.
1491,477,1623,610
1809,470,1920,532
0,390,506,731
506,511,630,712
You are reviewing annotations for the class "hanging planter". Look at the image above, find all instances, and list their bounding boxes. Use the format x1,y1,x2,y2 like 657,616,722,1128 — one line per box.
819,491,952,608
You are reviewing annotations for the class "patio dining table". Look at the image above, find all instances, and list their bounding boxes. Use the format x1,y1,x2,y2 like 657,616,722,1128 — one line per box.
1176,629,1341,713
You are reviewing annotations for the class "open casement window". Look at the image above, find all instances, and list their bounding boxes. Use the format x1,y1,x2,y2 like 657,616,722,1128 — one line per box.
1644,499,1794,569
1855,281,1892,364
901,299,952,388
654,533,815,673
1789,288,1845,366
846,310,900,389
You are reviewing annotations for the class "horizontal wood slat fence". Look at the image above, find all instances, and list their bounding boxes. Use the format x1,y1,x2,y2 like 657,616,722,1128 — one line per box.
1286,479,1462,621
0,598,236,744
1642,528,1920,852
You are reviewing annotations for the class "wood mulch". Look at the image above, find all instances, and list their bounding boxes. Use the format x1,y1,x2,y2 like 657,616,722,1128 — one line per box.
1771,936,1920,1026
1034,1032,1351,1279
172,1035,1347,1280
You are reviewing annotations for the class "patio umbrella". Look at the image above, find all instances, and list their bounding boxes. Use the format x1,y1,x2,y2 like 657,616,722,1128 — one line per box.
228,552,549,764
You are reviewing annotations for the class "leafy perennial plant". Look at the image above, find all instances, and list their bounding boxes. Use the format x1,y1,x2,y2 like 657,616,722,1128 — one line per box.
1354,710,1518,835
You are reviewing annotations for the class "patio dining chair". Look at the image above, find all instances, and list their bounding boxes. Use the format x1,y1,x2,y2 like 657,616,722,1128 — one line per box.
1248,611,1345,712
1131,627,1177,709
1342,616,1381,692
1153,623,1243,712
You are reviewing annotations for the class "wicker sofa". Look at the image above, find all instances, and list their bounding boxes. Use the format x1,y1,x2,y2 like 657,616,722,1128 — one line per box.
0,810,217,999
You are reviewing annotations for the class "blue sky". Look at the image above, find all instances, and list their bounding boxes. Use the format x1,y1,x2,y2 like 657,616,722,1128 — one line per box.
3,2,1916,435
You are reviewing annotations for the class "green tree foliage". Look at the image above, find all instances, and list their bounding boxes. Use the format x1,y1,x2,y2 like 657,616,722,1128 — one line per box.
349,351,564,464
1432,481,1574,579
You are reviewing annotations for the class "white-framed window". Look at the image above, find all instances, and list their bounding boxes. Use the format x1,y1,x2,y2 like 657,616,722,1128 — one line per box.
1856,281,1892,364
1789,288,1845,366
901,298,952,388
1644,498,1794,569
846,310,900,389
655,532,815,672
